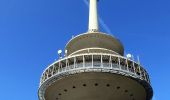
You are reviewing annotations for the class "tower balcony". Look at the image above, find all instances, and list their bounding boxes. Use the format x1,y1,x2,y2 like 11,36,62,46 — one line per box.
38,53,153,100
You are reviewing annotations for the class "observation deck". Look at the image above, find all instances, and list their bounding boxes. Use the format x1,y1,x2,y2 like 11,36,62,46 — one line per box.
38,0,153,99
38,53,153,100
65,32,124,56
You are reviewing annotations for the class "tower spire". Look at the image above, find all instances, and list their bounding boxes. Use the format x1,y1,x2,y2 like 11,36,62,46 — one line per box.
88,0,99,32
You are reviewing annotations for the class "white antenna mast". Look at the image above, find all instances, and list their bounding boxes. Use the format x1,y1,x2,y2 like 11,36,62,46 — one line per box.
83,0,112,33
88,0,99,32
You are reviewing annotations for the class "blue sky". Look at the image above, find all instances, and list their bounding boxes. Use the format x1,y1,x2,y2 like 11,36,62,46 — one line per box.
0,0,170,100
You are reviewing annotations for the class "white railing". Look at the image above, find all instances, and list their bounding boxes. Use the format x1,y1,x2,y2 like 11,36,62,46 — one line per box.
40,53,150,86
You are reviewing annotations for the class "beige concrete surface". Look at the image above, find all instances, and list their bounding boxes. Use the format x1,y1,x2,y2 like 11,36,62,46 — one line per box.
45,72,146,100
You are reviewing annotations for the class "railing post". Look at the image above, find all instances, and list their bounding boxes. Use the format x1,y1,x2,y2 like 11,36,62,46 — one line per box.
46,70,48,79
126,58,129,72
58,62,60,73
52,64,55,75
47,68,50,78
109,55,112,69
68,59,70,69
60,62,62,72
92,54,94,68
45,71,48,79
101,54,103,68
132,61,135,73
83,55,85,68
74,57,76,69
133,61,136,75
118,57,121,70
138,65,142,78
143,69,147,80
65,58,68,72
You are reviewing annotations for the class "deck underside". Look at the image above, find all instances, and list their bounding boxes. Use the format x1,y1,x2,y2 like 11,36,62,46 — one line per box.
45,72,146,100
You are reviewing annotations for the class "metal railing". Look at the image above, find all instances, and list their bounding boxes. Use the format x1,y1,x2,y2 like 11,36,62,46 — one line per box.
39,53,150,86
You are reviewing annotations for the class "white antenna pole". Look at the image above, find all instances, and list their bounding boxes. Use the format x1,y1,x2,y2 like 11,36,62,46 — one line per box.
88,0,99,32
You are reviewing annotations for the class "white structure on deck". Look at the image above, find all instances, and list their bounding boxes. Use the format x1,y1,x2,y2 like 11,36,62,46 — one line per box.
38,0,153,100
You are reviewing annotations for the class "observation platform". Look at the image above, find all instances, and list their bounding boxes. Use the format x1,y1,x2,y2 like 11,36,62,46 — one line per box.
38,53,153,100
65,32,124,56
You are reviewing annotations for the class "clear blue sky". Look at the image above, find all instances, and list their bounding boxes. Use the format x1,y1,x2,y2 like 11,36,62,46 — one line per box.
0,0,169,100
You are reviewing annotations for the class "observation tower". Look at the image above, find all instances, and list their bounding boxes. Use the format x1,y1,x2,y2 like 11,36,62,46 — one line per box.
38,0,153,100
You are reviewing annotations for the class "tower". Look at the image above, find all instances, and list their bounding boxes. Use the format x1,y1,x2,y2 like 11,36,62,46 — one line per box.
38,0,153,100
